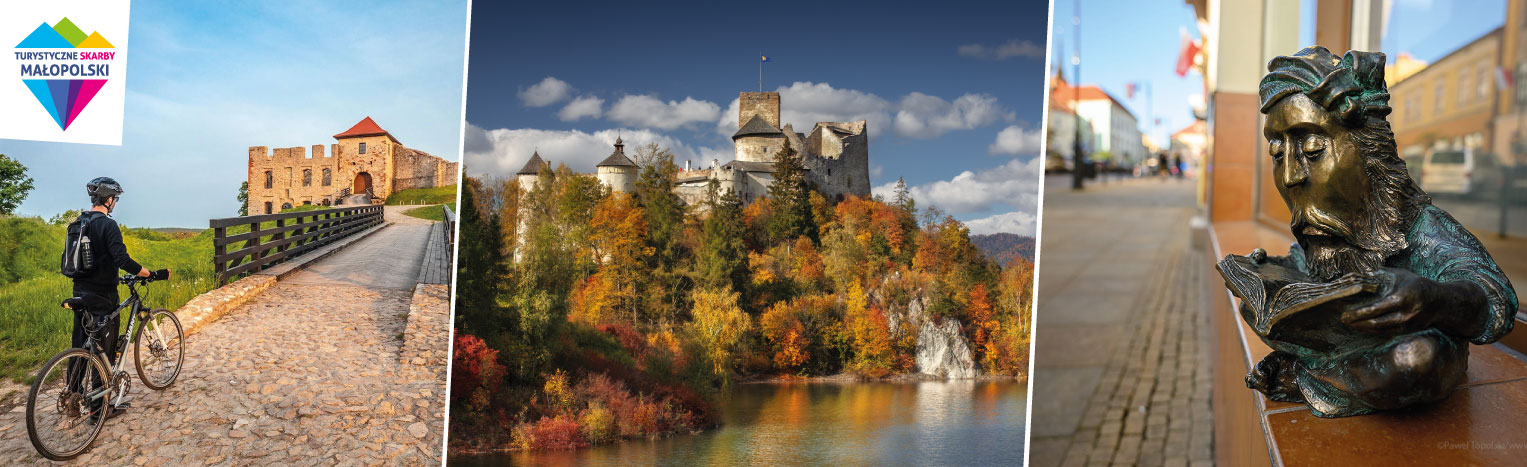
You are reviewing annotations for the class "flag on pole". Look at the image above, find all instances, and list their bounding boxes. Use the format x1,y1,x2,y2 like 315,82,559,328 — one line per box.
1498,65,1514,90
1127,82,1137,99
761,55,770,62
1176,27,1200,78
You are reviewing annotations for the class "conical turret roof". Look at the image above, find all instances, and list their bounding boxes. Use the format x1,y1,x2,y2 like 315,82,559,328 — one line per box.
517,151,549,175
597,137,638,168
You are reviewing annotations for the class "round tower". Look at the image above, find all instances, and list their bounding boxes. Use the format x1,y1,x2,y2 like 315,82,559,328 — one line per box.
596,137,638,193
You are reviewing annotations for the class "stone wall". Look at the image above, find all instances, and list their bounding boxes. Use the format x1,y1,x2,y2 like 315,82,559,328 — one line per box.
803,121,871,201
739,91,780,129
248,145,343,214
735,134,785,163
249,133,457,215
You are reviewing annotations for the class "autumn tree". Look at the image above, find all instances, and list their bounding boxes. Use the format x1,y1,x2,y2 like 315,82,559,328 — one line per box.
686,287,751,386
509,164,578,380
589,192,652,325
496,177,523,259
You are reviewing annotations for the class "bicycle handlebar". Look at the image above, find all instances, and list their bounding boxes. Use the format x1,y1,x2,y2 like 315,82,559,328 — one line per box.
119,269,171,285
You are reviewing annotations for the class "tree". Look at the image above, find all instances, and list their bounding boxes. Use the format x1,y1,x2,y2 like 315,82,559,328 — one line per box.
236,181,249,216
696,180,749,293
454,177,508,337
633,143,691,326
589,193,652,325
0,155,35,216
891,177,915,215
765,140,816,244
686,287,751,385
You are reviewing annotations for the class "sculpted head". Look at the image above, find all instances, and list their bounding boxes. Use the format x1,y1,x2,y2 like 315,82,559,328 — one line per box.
1259,47,1430,281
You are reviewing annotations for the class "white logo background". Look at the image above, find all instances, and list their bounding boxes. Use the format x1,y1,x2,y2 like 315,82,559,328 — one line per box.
0,0,130,146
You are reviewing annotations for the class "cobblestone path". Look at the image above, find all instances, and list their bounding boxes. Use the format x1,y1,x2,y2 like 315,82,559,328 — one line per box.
0,208,449,465
1030,177,1213,467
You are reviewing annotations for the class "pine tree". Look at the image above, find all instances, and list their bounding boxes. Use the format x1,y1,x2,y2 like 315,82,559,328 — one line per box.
766,140,816,244
891,177,915,215
697,179,749,294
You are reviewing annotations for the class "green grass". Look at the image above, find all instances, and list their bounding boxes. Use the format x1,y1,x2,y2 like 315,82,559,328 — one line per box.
402,203,457,221
0,216,217,383
385,185,458,206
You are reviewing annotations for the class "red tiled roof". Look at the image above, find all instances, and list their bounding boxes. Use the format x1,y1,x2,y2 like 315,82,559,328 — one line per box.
333,117,398,142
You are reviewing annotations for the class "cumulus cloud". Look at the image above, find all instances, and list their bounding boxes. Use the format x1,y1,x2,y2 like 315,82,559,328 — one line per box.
714,82,1009,140
519,76,574,107
558,95,603,121
872,157,1042,217
964,211,1038,236
462,123,727,178
893,93,1013,139
607,95,722,130
988,125,1042,155
957,39,1046,60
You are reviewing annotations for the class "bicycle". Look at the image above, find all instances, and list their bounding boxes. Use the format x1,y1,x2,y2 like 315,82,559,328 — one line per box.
24,270,185,460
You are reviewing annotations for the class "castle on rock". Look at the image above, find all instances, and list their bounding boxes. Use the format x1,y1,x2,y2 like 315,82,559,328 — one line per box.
517,91,871,204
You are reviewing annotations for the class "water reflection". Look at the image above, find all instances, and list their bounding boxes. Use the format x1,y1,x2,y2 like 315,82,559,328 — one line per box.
452,380,1027,466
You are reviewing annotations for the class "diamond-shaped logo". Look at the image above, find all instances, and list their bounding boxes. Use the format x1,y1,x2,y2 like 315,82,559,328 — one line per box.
16,17,113,131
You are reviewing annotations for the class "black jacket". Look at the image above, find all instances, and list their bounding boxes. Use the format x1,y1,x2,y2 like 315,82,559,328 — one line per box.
72,213,142,291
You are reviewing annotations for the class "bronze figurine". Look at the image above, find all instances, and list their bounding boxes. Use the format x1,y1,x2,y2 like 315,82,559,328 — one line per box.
1216,46,1519,418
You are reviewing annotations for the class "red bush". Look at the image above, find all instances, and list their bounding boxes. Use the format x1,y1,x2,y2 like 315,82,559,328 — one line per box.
597,323,648,359
451,331,503,401
519,415,588,450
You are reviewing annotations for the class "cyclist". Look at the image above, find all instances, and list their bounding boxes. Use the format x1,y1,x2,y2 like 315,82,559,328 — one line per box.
70,177,154,415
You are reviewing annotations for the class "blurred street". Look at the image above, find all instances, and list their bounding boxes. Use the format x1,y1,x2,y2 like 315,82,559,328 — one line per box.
1029,176,1212,467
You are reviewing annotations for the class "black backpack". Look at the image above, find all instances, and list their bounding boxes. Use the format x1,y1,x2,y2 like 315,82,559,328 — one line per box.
61,211,104,278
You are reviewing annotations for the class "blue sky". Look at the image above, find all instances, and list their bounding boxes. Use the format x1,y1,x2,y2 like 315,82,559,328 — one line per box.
461,0,1051,236
0,1,468,228
1053,0,1506,157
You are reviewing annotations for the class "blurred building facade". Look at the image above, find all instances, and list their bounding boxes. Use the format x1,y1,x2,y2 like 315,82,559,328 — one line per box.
1051,71,1145,167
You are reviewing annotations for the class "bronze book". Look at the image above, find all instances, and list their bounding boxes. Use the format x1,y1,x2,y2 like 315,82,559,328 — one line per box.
1216,254,1391,352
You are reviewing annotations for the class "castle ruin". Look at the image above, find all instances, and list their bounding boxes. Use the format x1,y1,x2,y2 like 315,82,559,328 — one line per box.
517,91,871,205
247,117,459,214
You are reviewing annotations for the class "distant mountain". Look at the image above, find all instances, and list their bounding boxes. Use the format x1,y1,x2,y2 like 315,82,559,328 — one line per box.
971,233,1035,267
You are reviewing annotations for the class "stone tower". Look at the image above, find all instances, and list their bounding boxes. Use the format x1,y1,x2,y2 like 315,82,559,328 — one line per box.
517,151,548,192
733,92,785,163
596,137,638,193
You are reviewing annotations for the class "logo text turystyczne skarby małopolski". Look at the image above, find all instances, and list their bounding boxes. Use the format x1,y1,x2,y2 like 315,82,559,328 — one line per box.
14,17,115,131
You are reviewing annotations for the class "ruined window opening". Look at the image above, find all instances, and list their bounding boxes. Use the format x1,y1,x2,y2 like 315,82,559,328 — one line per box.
264,202,272,214
359,142,367,154
303,200,311,206
322,168,332,186
303,169,312,187
264,171,273,189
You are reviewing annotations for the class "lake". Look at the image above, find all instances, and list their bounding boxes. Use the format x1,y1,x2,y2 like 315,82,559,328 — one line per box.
452,379,1027,466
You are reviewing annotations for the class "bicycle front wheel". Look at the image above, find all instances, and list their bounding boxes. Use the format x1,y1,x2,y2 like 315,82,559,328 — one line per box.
26,348,110,461
134,308,184,390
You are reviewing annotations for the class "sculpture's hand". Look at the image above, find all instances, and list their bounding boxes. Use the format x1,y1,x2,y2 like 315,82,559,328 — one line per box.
1342,268,1437,334
1250,248,1268,264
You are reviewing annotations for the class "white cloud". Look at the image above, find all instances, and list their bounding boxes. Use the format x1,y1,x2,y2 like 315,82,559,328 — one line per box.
558,95,604,121
519,76,573,107
964,211,1038,236
893,93,1013,139
462,123,727,178
607,95,721,130
988,125,1042,155
872,157,1042,216
958,39,1046,60
714,82,1008,140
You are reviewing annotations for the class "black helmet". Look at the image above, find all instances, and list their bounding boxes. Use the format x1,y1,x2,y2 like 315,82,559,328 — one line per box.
87,177,123,205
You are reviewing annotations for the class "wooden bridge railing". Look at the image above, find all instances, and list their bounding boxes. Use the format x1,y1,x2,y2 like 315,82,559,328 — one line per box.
442,204,457,282
210,205,384,285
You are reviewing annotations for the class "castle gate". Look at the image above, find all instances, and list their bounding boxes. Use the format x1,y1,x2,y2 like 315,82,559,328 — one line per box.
354,172,373,195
